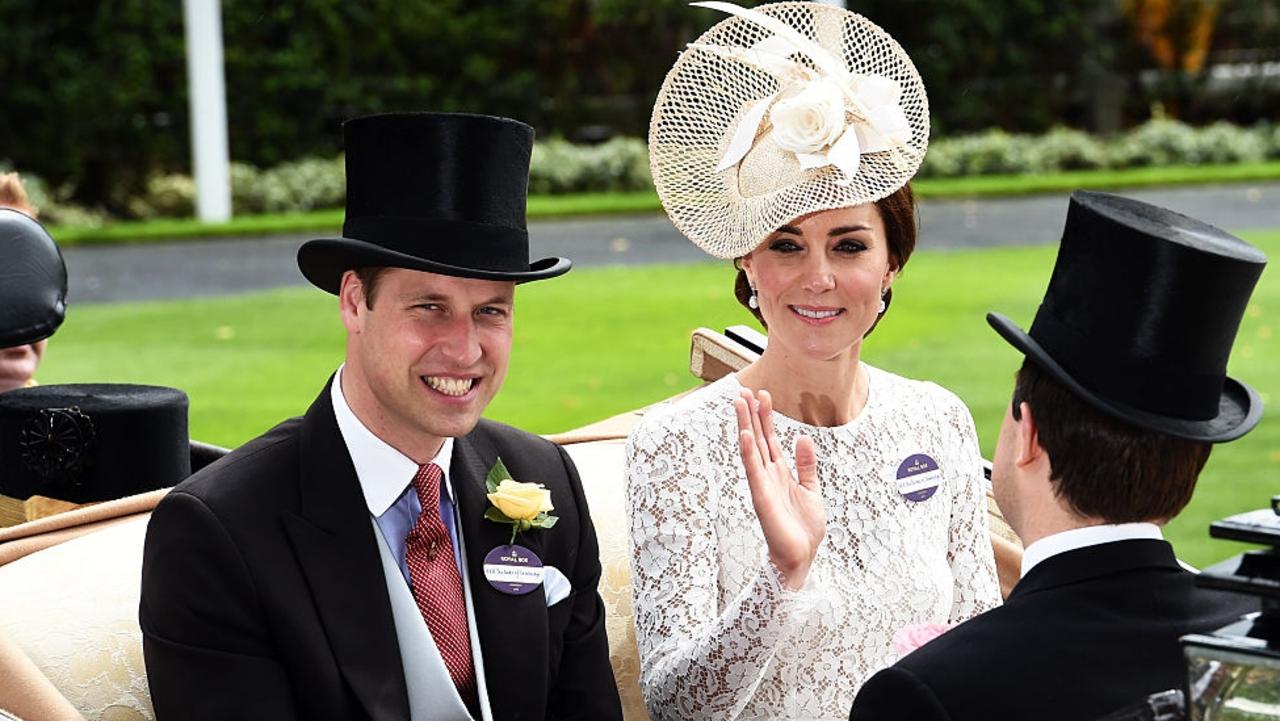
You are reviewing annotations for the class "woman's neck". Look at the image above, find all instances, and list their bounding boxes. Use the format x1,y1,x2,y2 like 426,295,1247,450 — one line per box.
735,345,868,426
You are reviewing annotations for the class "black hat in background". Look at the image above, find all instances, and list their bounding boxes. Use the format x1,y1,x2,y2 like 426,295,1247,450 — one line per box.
988,190,1267,443
297,112,571,294
0,209,67,347
0,384,191,505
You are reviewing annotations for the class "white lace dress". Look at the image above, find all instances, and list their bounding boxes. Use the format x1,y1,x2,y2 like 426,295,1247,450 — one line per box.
625,365,1001,720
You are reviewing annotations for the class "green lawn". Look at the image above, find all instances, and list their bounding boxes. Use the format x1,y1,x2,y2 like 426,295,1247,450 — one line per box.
47,160,1280,246
37,230,1280,566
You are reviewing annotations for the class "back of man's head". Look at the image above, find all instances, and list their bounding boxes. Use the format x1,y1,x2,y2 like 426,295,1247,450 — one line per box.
1011,360,1212,524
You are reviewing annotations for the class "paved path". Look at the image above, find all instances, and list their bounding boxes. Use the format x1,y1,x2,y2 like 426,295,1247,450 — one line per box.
64,182,1280,303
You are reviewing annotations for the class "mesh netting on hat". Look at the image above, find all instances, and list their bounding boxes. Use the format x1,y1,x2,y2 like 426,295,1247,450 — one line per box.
649,2,929,259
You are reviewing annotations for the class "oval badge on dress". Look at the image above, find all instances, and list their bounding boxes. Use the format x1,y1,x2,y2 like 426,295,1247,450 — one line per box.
483,544,544,595
895,453,941,503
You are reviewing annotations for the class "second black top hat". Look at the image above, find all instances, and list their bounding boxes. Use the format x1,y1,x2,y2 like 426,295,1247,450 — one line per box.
988,190,1267,442
0,384,191,504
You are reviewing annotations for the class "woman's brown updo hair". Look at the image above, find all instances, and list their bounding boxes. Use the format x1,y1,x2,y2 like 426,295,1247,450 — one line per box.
734,182,917,338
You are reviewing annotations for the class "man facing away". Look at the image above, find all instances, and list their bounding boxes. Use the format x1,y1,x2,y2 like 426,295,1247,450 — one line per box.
850,190,1265,721
140,113,623,721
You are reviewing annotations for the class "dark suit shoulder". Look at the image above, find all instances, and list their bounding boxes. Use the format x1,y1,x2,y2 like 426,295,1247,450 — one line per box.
892,601,1016,680
852,666,953,721
472,418,569,470
877,552,1257,721
167,416,303,513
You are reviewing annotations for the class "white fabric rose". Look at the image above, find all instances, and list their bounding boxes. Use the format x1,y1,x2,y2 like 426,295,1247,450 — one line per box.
769,79,847,155
852,74,911,151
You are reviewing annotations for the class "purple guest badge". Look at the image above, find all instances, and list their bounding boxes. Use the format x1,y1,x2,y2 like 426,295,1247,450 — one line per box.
483,544,544,595
896,453,942,503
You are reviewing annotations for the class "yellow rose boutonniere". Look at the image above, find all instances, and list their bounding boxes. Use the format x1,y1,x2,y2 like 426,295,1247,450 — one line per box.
484,457,558,544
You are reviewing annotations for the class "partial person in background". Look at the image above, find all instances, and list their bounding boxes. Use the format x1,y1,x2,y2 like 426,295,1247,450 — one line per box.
849,191,1266,721
625,4,1001,719
0,174,66,394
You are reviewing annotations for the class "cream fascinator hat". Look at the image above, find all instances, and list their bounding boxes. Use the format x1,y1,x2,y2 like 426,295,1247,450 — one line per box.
649,1,930,258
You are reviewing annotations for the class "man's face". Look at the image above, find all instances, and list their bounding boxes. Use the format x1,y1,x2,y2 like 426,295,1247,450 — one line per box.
340,267,514,457
990,400,1023,534
0,339,47,393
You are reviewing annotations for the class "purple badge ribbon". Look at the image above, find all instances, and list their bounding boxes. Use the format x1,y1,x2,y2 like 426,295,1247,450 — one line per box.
895,453,941,503
483,544,544,595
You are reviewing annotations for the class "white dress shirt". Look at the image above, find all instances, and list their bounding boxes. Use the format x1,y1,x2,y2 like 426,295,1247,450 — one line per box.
328,366,572,606
330,365,463,583
1020,522,1165,578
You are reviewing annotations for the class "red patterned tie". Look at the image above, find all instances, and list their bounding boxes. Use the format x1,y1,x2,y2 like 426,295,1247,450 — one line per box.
405,462,477,706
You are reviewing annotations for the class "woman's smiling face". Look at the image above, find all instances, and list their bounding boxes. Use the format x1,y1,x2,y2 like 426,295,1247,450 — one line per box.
739,204,897,361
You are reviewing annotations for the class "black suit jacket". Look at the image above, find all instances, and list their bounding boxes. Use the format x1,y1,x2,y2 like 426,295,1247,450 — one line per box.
140,383,622,721
850,539,1256,721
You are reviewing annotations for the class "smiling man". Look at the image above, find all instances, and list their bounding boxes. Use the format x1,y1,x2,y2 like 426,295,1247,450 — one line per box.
140,113,622,721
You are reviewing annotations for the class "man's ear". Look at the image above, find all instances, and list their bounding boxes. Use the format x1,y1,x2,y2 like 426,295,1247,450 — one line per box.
1014,401,1043,469
338,270,365,334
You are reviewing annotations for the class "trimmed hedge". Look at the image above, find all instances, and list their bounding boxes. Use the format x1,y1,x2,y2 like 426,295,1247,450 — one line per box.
16,120,1280,225
920,119,1279,178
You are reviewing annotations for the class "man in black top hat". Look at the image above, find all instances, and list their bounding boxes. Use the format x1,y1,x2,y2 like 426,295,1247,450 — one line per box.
849,190,1265,721
140,113,623,721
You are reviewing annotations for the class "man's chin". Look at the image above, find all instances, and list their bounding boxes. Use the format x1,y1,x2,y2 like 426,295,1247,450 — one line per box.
417,409,486,441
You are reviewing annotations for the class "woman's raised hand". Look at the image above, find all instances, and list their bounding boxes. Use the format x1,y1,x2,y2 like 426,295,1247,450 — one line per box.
734,387,826,590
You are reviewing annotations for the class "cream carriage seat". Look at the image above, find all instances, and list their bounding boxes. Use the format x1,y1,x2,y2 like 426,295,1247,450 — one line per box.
0,327,1020,721
0,438,651,721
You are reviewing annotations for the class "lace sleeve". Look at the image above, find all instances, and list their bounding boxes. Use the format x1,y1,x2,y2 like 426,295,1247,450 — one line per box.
625,412,822,721
940,395,1002,621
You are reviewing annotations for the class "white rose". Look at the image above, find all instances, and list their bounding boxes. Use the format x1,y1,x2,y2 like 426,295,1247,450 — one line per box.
769,79,848,155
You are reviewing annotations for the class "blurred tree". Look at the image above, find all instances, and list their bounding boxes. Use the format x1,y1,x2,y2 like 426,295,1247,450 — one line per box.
1125,0,1220,72
220,1,576,166
0,0,1275,210
1123,0,1221,118
1206,1,1280,124
847,0,1119,134
0,1,587,210
0,0,187,211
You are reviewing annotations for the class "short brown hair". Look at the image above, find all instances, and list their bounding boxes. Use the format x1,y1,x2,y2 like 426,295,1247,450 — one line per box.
734,182,917,337
353,266,388,308
1011,360,1211,523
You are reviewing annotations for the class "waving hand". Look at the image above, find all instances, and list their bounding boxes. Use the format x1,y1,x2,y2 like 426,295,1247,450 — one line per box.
734,388,826,590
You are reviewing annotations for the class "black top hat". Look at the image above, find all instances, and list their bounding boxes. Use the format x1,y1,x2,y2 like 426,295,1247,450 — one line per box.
0,209,67,347
0,384,191,504
988,190,1267,442
297,112,571,294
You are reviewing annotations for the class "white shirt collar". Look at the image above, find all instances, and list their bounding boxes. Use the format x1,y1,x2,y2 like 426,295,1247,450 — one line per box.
1020,522,1163,578
330,365,455,518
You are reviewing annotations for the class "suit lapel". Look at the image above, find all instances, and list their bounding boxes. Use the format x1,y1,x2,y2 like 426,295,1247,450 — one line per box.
281,384,410,721
453,431,550,721
1009,538,1182,602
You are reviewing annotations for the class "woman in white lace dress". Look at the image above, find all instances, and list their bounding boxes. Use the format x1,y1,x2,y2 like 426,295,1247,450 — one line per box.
625,3,1001,719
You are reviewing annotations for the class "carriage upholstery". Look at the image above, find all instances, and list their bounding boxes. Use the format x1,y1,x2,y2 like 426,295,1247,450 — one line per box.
0,329,1020,721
